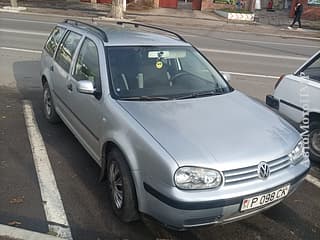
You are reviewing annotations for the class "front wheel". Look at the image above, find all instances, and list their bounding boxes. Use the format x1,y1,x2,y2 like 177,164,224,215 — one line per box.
310,121,320,163
107,148,139,222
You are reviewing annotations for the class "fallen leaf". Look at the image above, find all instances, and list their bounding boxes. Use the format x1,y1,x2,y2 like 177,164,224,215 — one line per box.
9,196,24,204
0,161,7,168
47,231,58,236
8,221,21,226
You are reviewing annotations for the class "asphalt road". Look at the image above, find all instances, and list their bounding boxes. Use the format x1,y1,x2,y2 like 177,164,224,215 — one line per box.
0,11,320,240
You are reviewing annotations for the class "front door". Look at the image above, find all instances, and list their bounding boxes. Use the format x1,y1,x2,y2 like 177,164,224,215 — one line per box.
68,37,103,161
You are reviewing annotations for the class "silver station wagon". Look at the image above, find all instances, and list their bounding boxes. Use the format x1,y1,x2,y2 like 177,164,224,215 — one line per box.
41,20,310,229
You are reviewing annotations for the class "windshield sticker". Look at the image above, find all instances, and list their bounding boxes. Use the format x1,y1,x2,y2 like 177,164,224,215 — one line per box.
155,61,163,69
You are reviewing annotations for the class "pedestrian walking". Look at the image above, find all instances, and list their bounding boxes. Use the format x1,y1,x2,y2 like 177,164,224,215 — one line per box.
288,0,303,29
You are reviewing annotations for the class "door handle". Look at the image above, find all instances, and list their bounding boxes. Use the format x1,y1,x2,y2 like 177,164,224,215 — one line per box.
67,82,73,91
50,66,54,72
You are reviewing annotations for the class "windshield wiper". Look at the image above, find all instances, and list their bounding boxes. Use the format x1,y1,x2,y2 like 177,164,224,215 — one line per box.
119,96,171,101
175,90,223,100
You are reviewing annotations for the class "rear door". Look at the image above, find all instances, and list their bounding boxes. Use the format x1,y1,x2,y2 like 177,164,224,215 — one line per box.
52,30,82,121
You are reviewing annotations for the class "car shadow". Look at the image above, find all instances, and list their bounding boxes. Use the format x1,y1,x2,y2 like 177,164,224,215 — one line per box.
12,60,160,239
263,202,320,240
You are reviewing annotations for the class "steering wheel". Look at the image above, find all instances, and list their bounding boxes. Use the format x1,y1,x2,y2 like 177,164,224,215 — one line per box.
170,71,192,85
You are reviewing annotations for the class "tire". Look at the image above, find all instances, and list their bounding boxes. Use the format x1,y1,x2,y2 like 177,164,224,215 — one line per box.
43,82,60,123
107,148,139,222
309,121,320,163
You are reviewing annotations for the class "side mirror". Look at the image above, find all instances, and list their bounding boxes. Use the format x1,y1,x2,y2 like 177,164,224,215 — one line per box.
222,72,231,82
77,80,95,95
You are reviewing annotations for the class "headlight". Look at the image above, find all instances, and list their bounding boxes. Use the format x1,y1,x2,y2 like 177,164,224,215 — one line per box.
289,140,305,165
174,166,222,190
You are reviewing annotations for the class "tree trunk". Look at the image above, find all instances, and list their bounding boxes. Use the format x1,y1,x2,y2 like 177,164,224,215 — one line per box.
111,0,124,19
10,0,18,8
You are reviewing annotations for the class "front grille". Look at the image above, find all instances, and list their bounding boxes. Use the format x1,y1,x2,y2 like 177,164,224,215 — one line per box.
223,155,291,186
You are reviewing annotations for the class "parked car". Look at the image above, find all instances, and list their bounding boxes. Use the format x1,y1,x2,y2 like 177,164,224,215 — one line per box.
266,51,320,163
41,20,310,229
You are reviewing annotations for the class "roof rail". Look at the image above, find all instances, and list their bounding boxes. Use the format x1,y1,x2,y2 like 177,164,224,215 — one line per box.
116,21,187,43
64,19,108,42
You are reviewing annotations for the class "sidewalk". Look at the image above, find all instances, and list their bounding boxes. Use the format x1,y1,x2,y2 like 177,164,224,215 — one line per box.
0,0,319,39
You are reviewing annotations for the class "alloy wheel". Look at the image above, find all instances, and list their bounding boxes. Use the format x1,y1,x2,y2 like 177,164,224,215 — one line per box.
44,88,52,117
311,129,320,155
109,161,124,209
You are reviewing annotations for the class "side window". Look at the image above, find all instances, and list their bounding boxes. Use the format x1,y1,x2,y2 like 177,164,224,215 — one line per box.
303,56,320,82
73,38,100,86
44,27,66,57
55,31,82,73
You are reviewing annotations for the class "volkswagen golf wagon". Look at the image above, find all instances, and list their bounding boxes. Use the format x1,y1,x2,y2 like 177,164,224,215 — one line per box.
40,20,310,229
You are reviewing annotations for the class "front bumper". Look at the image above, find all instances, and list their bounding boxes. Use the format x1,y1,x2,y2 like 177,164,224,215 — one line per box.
266,94,279,110
141,160,310,229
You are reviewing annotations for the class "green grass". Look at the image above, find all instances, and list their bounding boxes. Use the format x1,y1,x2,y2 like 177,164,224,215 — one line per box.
215,0,235,4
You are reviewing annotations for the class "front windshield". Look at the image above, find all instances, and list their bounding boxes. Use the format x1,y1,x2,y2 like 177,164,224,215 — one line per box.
107,46,232,100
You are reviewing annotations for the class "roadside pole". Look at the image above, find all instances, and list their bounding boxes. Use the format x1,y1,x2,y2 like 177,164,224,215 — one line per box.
10,0,18,8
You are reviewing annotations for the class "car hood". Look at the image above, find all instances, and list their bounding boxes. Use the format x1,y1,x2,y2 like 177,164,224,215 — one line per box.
118,91,300,170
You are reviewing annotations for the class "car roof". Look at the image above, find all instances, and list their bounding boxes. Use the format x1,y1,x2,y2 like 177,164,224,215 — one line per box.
101,26,190,46
60,21,191,47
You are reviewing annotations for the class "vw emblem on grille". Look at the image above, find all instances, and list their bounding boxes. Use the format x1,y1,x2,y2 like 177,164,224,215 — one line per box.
257,162,270,179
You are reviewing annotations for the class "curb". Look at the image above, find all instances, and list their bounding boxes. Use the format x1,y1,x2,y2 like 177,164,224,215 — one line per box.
0,224,62,240
1,6,26,13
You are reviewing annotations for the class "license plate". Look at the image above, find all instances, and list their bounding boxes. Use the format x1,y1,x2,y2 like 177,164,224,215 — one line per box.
240,185,290,211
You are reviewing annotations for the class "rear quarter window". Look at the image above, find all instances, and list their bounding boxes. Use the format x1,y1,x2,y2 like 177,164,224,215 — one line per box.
55,31,82,73
44,26,66,57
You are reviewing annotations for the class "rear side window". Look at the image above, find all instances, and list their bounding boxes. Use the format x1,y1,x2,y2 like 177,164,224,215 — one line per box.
55,31,82,73
73,38,100,86
303,55,320,82
44,27,66,57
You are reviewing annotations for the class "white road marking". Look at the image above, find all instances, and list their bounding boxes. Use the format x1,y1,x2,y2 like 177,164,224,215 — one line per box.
225,38,320,48
0,46,278,79
0,46,41,54
199,48,308,61
0,17,55,25
23,100,73,240
0,28,48,36
222,71,278,79
305,174,320,188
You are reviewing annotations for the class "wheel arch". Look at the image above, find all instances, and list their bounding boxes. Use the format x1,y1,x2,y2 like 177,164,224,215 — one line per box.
310,112,320,123
100,141,134,182
41,75,48,86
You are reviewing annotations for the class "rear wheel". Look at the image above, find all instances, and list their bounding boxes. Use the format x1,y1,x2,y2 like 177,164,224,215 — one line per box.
107,148,139,222
43,82,60,123
310,121,320,163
